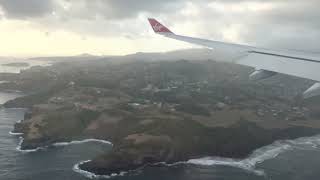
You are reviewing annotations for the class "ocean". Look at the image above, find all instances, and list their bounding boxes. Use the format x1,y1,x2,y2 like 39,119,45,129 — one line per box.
1,64,320,180
0,58,50,73
0,93,112,180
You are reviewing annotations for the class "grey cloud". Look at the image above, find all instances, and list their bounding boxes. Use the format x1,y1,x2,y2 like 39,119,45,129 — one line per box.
175,0,320,52
58,0,320,52
0,0,54,18
60,0,185,20
0,0,185,20
97,0,183,19
241,0,320,51
264,1,320,28
31,0,187,37
0,0,319,53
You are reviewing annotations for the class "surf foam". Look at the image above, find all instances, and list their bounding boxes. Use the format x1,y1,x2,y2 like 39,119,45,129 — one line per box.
73,160,127,179
9,131,23,136
16,137,45,153
53,139,112,147
188,135,320,176
16,138,113,153
187,141,292,176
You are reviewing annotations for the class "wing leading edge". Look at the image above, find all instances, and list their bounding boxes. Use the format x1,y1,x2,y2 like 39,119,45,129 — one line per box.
147,18,320,98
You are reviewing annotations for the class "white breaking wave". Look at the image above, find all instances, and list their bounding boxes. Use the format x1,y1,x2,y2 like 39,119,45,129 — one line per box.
8,119,24,136
11,130,46,153
16,137,45,153
188,134,320,176
187,142,292,176
53,139,112,147
9,131,23,136
16,138,113,153
73,160,127,179
73,160,110,179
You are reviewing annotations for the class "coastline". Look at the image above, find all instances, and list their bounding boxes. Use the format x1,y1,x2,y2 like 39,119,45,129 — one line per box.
16,137,46,153
12,110,320,177
73,160,127,179
6,97,304,177
4,59,320,178
74,134,320,178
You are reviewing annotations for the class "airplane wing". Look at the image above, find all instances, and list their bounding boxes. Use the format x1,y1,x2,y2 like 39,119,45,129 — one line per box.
148,18,320,98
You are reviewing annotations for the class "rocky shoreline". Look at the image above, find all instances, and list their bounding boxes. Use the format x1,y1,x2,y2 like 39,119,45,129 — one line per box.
5,58,320,177
11,115,320,176
77,123,320,176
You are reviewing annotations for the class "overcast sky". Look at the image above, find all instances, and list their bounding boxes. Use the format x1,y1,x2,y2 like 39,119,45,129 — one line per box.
0,0,319,57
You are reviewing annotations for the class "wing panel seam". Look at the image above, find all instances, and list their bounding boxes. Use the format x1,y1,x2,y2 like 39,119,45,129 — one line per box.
249,51,320,63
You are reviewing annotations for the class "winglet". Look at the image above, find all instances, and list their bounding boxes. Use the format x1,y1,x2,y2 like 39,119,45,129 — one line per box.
148,18,173,34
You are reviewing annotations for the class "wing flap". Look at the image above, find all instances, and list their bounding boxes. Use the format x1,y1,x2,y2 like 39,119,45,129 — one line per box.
236,52,320,81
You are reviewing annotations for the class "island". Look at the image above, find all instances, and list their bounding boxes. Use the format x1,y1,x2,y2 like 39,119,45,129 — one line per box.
4,55,320,176
2,62,30,67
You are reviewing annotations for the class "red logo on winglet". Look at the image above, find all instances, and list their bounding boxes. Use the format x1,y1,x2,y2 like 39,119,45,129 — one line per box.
148,18,172,33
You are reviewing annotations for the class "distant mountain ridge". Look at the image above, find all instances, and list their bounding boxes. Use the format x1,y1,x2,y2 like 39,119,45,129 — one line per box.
4,49,215,62
122,48,216,61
